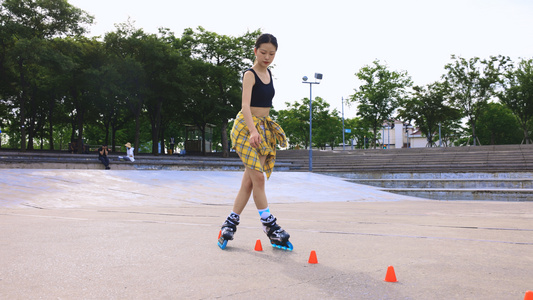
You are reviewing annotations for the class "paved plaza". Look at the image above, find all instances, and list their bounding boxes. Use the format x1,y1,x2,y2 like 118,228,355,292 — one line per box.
1,169,532,299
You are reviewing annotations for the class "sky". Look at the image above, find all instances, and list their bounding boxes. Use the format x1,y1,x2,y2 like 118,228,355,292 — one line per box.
69,0,533,119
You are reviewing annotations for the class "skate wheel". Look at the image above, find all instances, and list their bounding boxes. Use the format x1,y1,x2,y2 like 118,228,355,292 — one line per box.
286,241,293,251
271,241,293,251
218,237,228,250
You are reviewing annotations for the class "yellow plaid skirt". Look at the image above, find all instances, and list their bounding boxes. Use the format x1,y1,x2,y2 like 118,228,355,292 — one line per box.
231,111,287,179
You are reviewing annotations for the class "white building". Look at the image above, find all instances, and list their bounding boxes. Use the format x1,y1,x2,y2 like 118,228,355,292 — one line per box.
379,120,429,149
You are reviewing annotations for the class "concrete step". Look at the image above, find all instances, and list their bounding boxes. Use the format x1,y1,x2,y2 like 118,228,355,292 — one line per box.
277,144,533,173
324,171,533,202
348,178,533,189
384,188,533,201
324,171,533,180
301,165,533,173
0,153,294,171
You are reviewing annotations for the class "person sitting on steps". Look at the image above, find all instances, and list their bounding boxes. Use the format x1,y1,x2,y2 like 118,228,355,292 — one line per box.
119,142,135,162
98,144,110,170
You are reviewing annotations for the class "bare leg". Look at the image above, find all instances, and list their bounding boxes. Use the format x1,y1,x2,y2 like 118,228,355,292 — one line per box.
251,155,269,209
232,155,268,214
232,168,253,214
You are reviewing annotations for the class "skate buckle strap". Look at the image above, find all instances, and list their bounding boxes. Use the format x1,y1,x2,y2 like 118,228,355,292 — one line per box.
222,218,239,232
267,224,282,237
261,215,277,226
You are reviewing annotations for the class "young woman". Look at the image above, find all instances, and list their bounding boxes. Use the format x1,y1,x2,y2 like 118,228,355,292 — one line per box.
218,33,292,251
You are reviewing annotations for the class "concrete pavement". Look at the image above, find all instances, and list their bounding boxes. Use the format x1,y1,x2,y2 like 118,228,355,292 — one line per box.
1,169,532,299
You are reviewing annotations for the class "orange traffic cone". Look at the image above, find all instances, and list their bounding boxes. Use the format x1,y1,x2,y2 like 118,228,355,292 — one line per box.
254,239,263,251
384,266,397,282
524,290,533,300
218,230,221,239
308,250,318,264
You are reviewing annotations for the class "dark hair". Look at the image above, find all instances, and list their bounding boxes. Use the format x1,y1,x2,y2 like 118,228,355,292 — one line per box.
255,33,278,50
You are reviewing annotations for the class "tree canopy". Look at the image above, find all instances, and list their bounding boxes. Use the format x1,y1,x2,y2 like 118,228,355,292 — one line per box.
349,60,412,149
1,1,532,153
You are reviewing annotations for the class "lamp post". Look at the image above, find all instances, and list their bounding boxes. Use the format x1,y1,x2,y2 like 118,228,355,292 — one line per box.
387,125,390,149
302,73,322,171
405,125,410,148
342,97,345,150
403,123,413,148
438,122,442,147
382,126,385,149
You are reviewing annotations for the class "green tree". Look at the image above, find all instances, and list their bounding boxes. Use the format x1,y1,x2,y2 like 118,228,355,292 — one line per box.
349,60,411,149
312,103,342,150
0,5,17,118
52,37,105,153
443,55,509,146
0,0,93,39
475,102,522,145
498,58,533,144
276,97,336,149
37,38,73,150
0,0,93,150
276,100,309,149
136,30,187,155
104,22,148,153
342,117,372,149
181,27,259,156
180,58,215,154
398,82,462,147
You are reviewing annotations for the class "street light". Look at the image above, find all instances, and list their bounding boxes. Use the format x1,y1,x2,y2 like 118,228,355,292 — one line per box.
302,73,323,171
404,123,411,148
438,122,442,147
342,97,345,151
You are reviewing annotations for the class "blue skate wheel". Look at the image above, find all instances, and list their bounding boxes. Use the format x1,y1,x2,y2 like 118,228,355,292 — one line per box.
286,241,294,251
218,238,228,250
271,241,293,251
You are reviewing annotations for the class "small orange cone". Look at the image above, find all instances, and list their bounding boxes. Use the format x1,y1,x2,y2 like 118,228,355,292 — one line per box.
254,239,263,251
384,266,397,282
524,290,533,300
308,250,318,264
218,230,221,239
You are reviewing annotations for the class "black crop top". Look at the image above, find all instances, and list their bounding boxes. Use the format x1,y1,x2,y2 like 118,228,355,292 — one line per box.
246,68,275,108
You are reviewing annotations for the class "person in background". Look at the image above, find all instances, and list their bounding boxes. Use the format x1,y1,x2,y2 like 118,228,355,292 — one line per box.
98,144,110,170
124,142,135,162
169,137,175,155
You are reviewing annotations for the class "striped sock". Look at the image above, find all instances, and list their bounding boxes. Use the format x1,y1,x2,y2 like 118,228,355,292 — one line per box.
258,207,271,219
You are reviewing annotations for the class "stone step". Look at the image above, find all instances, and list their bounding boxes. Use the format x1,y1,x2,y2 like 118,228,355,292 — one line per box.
296,164,533,173
0,153,294,171
322,171,533,180
276,144,533,173
384,188,533,201
347,178,533,189
324,171,533,202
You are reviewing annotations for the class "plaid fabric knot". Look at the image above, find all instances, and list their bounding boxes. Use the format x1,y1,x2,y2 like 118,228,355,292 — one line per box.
231,111,287,179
